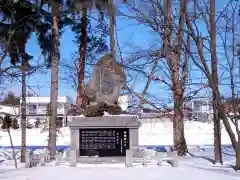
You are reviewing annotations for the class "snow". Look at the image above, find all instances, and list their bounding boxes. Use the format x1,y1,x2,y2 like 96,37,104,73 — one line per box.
0,120,240,179
139,120,239,146
0,120,238,147
0,160,239,180
0,167,232,180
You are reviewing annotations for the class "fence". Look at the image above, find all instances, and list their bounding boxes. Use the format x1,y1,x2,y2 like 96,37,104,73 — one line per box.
25,150,64,168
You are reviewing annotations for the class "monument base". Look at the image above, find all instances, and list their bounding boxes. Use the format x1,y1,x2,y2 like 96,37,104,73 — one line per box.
69,115,141,158
84,103,122,117
77,156,125,164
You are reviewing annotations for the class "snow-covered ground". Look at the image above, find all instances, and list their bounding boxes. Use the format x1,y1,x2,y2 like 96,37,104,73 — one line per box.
139,120,239,145
0,120,240,180
0,151,239,180
0,165,240,180
0,120,238,147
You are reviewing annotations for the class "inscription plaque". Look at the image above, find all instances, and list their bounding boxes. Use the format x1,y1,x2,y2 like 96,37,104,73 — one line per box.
79,128,129,157
95,67,115,96
100,68,114,95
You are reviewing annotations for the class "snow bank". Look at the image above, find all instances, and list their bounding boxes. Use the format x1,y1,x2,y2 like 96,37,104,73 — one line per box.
139,120,239,145
0,120,239,147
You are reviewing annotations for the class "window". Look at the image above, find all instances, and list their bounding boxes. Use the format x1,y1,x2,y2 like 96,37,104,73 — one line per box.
28,104,37,114
38,105,47,114
193,101,201,110
57,104,64,108
57,104,64,115
194,100,209,111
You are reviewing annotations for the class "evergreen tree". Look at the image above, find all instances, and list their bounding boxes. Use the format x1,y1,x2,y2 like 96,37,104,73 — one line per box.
1,92,20,105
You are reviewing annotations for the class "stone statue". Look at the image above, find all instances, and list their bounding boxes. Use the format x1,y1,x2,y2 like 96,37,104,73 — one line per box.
84,54,126,117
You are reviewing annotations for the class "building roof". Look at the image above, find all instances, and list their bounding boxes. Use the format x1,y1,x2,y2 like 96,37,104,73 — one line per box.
0,104,20,107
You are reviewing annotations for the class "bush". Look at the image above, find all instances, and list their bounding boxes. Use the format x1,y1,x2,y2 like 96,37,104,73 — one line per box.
1,115,19,130
12,119,19,129
1,115,12,129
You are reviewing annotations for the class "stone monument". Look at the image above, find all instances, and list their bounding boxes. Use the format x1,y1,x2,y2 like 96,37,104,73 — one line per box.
84,53,126,117
69,54,141,165
69,115,141,159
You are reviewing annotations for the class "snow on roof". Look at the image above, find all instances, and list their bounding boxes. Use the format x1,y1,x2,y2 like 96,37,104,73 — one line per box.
20,96,72,104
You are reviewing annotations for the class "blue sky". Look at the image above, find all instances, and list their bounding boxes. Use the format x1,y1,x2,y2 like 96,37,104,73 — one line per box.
5,0,240,106
9,5,161,103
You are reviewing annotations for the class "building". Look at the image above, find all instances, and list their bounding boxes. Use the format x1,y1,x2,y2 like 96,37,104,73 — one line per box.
118,94,129,111
184,98,213,122
0,104,20,115
0,104,20,124
20,96,72,127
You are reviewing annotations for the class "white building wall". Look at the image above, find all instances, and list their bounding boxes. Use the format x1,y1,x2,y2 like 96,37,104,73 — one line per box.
0,105,20,115
20,96,71,116
20,96,70,104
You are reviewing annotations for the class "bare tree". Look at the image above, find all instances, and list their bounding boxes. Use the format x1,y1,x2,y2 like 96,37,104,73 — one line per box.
217,0,240,167
1,114,19,168
184,0,240,169
209,0,222,164
123,0,188,155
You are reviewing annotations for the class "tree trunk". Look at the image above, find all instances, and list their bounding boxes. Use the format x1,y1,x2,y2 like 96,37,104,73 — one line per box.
231,72,240,170
236,143,240,170
138,61,158,110
109,0,116,58
209,0,222,164
172,82,187,155
230,12,240,170
217,95,238,150
213,105,222,164
20,56,26,163
171,0,187,155
230,76,238,166
48,1,60,160
76,8,88,109
164,0,178,149
7,128,17,168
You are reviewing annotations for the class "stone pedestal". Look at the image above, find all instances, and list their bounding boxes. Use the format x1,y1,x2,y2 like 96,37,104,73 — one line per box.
69,115,141,158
